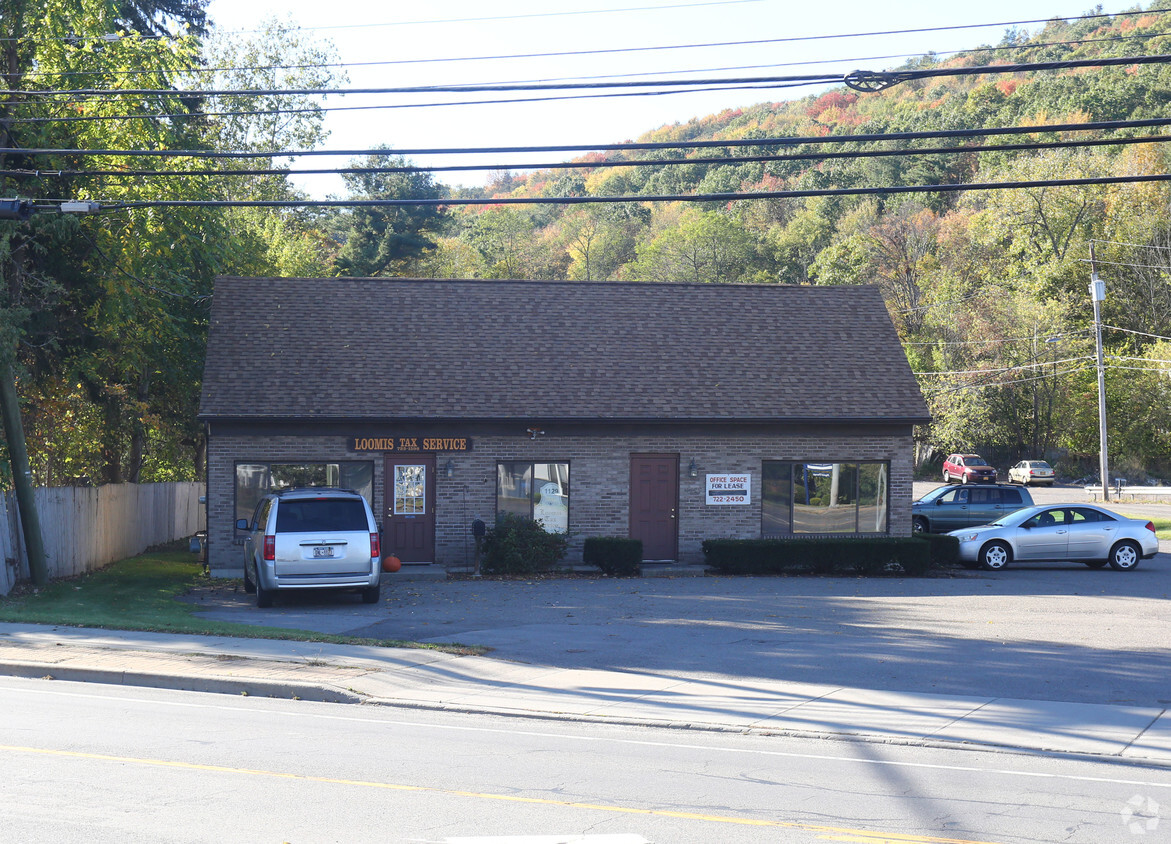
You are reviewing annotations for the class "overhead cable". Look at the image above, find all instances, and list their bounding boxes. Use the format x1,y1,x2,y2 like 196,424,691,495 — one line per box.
41,171,1171,212
23,30,1165,82
13,132,1171,179
32,4,1157,44
9,116,1171,159
15,52,1171,98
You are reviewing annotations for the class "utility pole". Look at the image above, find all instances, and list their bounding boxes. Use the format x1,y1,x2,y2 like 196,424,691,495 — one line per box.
1089,243,1110,502
0,199,99,586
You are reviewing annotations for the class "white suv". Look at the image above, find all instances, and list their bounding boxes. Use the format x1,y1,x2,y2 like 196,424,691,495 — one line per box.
235,488,382,607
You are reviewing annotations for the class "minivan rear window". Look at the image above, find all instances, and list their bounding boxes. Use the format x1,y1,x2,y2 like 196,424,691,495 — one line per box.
276,499,368,533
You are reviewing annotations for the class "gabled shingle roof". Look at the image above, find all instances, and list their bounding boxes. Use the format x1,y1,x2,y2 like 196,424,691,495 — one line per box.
199,277,930,424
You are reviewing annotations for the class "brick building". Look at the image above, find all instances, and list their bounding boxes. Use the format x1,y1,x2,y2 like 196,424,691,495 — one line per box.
199,277,930,576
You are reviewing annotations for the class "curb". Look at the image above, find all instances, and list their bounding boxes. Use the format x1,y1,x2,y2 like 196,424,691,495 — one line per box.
0,661,362,704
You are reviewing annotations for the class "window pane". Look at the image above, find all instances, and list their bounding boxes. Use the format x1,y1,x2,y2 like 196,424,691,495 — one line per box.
761,462,792,535
271,463,329,490
496,462,532,518
276,498,369,532
858,463,888,533
395,465,427,515
532,462,569,533
338,462,374,503
236,463,270,523
793,463,858,533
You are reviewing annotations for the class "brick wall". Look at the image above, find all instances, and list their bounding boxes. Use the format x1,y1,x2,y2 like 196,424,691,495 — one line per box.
207,429,913,575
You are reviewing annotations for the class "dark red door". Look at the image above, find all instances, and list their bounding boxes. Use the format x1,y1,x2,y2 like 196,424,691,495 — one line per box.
384,455,436,563
630,454,678,561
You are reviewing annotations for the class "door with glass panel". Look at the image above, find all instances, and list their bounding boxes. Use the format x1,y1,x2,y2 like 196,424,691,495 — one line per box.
384,456,435,563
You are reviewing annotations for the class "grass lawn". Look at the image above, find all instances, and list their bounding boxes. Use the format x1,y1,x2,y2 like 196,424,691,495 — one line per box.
1120,513,1171,535
0,548,479,654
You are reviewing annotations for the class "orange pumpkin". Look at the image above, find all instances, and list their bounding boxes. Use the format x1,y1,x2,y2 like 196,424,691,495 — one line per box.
382,555,402,572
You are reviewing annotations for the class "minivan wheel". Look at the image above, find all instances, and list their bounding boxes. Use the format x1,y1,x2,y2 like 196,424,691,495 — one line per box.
1108,541,1141,571
242,565,257,594
361,583,381,604
256,583,274,608
980,541,1011,570
912,516,928,534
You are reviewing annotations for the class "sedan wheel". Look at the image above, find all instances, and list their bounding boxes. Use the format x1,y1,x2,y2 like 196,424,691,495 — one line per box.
1108,541,1141,571
980,541,1011,570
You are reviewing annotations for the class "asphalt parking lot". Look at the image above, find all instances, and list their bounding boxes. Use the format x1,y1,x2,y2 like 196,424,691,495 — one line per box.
189,480,1171,708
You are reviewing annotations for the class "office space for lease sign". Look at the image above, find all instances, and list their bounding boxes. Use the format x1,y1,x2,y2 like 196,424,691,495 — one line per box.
706,473,751,505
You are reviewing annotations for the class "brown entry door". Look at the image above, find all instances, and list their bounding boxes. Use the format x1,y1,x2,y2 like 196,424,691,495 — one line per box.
384,456,436,563
630,454,679,561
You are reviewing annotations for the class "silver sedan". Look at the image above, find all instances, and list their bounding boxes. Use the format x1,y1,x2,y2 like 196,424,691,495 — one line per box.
949,503,1158,571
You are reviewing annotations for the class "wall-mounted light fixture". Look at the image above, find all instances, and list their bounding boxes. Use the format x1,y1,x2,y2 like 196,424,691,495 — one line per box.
444,459,455,479
526,427,546,440
688,459,698,479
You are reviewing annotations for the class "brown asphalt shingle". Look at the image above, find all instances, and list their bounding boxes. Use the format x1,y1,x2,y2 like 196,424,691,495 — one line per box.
199,277,930,423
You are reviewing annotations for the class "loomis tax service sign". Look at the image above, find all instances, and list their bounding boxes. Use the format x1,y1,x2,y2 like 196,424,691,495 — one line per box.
706,473,751,505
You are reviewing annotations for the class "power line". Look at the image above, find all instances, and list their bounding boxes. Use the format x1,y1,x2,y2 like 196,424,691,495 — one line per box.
10,4,1161,46
220,5,1171,41
915,356,1090,376
1,80,822,124
923,364,1092,395
26,30,1164,82
902,329,1091,346
14,132,1171,179
9,116,1171,159
41,171,1171,212
1103,325,1171,342
16,52,1171,98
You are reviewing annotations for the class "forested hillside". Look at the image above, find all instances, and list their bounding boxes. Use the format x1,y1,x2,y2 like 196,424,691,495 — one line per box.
4,1,1171,485
417,8,1171,481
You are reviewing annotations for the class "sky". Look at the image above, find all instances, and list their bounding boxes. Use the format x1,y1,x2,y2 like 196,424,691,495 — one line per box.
203,0,1118,197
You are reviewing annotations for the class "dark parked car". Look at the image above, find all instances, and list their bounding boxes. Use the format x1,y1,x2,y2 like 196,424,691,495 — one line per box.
942,453,997,484
912,483,1033,534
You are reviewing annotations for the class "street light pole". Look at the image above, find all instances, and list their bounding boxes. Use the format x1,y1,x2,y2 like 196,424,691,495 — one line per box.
1090,244,1110,502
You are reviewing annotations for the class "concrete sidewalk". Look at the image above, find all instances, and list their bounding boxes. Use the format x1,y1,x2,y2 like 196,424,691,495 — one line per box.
1,622,1169,764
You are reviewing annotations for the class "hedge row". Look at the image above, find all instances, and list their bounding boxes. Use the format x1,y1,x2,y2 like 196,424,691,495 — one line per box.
575,534,962,577
582,537,643,577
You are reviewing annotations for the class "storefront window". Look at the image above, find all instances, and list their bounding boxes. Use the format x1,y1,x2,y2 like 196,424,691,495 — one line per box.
496,461,569,533
762,461,888,535
761,462,792,535
235,462,374,522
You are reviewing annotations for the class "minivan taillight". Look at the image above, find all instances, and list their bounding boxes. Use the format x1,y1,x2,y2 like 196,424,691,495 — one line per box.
263,535,276,561
370,533,381,559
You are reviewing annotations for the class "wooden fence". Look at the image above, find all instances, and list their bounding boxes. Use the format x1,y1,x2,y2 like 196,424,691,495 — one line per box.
0,482,205,596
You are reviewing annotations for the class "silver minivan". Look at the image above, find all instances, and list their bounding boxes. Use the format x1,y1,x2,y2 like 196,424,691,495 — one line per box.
235,488,382,607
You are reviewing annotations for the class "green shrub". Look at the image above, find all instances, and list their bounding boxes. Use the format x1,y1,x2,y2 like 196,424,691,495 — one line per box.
702,537,931,577
913,532,961,569
582,537,642,577
482,513,569,575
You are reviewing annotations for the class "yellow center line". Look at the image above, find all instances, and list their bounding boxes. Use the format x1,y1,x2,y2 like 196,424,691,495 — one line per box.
1,743,1004,844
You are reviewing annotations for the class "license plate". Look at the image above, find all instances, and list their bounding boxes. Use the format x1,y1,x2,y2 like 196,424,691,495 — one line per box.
312,546,334,558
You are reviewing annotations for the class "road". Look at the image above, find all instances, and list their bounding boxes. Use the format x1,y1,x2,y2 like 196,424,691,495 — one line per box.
2,676,1168,844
